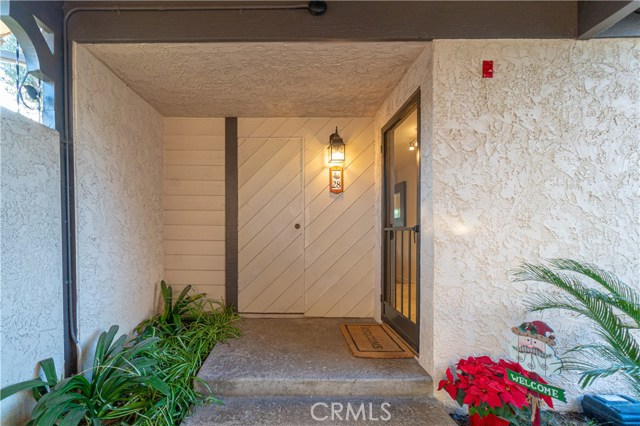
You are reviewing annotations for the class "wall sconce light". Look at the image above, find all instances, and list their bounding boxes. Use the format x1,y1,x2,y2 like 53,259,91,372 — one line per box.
328,127,346,164
328,127,345,194
408,139,418,151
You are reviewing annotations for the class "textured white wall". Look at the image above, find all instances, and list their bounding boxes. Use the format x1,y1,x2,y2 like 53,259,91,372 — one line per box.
374,45,435,371
164,118,226,300
378,39,639,409
0,109,63,425
73,44,164,366
430,39,639,409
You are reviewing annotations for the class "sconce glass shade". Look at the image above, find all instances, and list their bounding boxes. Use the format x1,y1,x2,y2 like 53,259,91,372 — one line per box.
329,127,345,164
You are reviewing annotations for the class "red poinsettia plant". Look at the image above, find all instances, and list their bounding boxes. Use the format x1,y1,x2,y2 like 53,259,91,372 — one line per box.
438,356,553,426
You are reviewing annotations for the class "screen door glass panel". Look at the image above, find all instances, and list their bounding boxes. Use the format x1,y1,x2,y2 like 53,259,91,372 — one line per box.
238,137,304,313
382,105,420,350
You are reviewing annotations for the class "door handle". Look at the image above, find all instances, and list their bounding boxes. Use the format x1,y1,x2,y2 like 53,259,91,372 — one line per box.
294,223,301,229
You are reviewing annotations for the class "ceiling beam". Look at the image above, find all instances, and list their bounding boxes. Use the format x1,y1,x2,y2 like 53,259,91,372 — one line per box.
65,1,577,43
578,0,640,39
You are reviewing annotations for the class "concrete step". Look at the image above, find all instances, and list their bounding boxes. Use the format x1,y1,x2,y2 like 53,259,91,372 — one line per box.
195,318,432,397
181,396,457,426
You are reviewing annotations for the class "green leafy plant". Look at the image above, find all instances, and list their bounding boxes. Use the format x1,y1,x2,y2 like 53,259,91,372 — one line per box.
131,282,240,425
1,282,239,426
0,325,170,426
513,259,640,395
135,281,205,337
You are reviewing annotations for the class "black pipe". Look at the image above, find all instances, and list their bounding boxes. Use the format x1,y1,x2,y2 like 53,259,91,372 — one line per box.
60,130,77,377
61,5,79,374
64,2,326,16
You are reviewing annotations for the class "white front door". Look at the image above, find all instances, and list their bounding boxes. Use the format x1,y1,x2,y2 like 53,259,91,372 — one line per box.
238,137,304,313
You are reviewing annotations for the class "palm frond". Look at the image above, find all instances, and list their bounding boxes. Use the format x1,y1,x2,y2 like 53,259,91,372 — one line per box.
550,259,640,327
512,259,640,396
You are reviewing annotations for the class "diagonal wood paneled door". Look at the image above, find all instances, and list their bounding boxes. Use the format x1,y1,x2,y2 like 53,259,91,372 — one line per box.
238,137,304,313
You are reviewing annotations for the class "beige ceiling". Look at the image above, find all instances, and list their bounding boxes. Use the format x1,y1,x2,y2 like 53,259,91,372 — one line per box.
85,42,427,117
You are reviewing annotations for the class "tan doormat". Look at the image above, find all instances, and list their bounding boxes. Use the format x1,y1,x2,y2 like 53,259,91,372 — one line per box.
340,323,414,359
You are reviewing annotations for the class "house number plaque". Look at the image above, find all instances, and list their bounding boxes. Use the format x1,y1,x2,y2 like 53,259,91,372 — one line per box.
330,166,344,194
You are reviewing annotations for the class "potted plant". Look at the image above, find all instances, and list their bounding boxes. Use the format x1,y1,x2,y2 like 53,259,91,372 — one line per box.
438,356,554,426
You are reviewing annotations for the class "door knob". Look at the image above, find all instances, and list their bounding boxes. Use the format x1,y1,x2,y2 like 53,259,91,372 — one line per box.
295,223,301,229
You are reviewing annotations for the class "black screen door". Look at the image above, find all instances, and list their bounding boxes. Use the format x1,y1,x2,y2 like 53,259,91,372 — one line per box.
382,94,420,351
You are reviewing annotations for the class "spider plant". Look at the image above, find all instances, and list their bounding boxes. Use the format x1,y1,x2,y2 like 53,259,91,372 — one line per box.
135,281,205,338
0,325,170,426
512,258,640,395
132,282,240,425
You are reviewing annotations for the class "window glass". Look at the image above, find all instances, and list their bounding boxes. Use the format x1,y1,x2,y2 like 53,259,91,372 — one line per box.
0,26,44,124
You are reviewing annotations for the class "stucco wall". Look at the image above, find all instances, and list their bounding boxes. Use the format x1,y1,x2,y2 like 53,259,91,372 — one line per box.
73,44,164,366
430,39,639,409
377,39,639,409
374,44,435,371
0,109,63,425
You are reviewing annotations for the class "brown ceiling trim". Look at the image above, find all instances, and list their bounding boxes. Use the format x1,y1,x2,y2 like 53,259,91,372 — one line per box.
65,1,577,43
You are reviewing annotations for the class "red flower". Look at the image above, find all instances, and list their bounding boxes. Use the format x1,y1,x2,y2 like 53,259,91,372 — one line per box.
463,375,504,408
500,383,529,409
438,356,555,420
437,367,458,401
469,413,510,426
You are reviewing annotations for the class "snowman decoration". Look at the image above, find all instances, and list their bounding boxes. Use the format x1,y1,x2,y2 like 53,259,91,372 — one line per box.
509,320,561,376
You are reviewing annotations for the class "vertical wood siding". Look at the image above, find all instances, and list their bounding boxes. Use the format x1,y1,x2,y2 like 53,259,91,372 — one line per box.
238,118,376,317
163,118,226,300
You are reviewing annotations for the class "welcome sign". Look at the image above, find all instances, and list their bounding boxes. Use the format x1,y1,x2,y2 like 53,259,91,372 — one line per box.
506,369,567,403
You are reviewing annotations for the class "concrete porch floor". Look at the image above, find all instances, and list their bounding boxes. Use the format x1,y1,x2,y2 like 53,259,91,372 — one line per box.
182,318,456,425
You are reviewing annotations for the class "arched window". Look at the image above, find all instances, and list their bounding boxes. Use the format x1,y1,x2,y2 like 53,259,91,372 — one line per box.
0,23,45,124
1,4,61,131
